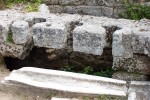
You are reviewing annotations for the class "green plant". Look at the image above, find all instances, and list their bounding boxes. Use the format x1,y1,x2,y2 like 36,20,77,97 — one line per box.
93,68,114,78
83,66,94,74
25,3,39,12
61,65,74,72
6,31,14,43
4,0,43,12
119,0,150,20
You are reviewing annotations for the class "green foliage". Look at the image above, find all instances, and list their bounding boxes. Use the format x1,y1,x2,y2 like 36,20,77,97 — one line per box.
83,66,94,74
25,3,40,12
4,0,43,12
94,68,114,78
61,65,74,72
61,65,114,78
6,31,14,43
119,0,150,20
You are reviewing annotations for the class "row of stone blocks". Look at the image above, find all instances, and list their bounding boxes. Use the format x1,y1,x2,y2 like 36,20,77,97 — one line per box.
0,9,150,80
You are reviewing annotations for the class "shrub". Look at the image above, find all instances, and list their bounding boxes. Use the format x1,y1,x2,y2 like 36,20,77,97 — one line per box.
4,0,43,12
119,0,150,20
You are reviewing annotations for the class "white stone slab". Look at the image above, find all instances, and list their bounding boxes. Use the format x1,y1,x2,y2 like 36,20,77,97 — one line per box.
1,67,127,98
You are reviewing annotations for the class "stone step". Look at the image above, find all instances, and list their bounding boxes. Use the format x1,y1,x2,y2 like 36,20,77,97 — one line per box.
1,67,127,99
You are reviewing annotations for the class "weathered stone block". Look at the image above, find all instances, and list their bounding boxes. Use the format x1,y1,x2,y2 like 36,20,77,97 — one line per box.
33,22,67,49
63,6,113,17
132,27,150,55
113,54,150,75
73,23,106,55
45,0,59,5
84,0,98,6
59,0,84,5
38,4,50,13
112,28,133,58
112,71,149,81
0,20,9,41
0,37,33,59
97,0,121,6
11,20,31,45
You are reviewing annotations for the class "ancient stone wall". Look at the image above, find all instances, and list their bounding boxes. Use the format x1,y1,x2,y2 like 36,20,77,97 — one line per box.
0,7,150,81
44,0,150,18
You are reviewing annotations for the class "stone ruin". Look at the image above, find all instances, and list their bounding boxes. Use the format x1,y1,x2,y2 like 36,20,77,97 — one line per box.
0,1,150,100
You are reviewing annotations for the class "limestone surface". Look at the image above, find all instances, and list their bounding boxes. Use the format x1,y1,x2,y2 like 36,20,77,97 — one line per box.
11,20,31,45
1,67,127,98
33,22,68,49
73,23,106,55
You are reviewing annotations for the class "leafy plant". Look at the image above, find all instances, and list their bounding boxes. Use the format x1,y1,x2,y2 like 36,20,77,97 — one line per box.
93,68,114,78
61,65,74,72
25,3,39,12
119,0,150,20
83,66,94,74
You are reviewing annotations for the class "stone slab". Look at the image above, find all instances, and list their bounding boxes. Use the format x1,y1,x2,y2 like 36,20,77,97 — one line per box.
1,67,127,98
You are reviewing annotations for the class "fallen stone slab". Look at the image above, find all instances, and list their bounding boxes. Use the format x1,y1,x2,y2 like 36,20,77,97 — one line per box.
51,97,78,100
1,67,127,99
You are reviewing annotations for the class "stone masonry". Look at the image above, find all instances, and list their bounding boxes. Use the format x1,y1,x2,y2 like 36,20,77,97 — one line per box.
44,0,150,18
0,6,150,81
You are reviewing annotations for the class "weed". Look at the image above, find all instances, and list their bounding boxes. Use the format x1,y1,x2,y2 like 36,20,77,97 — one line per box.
93,68,114,78
6,30,14,43
61,65,74,72
83,66,94,74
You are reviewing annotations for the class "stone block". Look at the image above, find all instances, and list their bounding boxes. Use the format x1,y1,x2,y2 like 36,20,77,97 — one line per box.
0,37,33,59
112,28,133,58
0,20,9,41
38,4,50,13
59,0,84,5
113,54,150,75
97,0,121,6
73,23,106,55
45,0,59,5
132,27,150,55
11,20,31,45
48,5,64,13
63,6,113,17
112,71,149,81
33,22,67,49
84,0,98,6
